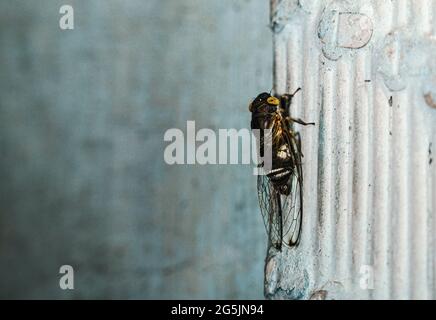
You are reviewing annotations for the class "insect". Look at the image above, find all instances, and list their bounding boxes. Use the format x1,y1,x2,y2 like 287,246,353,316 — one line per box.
249,88,314,250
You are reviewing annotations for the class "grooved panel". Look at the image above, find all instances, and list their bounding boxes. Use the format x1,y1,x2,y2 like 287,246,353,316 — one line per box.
267,0,436,300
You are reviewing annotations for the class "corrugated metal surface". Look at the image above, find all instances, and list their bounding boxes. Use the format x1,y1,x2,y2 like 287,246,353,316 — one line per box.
266,0,436,300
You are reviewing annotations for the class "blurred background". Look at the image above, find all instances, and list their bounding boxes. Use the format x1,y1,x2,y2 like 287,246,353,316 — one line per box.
0,0,272,299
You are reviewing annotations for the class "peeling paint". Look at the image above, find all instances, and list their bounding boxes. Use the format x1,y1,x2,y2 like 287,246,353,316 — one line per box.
266,269,309,300
264,251,280,297
270,0,308,33
376,30,436,93
337,13,372,49
317,1,373,60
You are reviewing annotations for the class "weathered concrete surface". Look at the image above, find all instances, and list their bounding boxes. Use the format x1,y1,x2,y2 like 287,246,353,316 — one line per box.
0,0,272,299
269,0,436,300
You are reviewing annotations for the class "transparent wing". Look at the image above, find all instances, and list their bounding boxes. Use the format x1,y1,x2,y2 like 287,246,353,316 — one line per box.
281,171,302,246
256,132,303,249
281,132,303,247
257,173,282,249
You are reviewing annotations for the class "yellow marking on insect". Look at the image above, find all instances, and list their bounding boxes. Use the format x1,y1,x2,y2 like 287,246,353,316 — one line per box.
267,96,280,105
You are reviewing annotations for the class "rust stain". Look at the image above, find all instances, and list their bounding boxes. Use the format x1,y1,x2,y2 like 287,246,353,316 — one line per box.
424,93,436,109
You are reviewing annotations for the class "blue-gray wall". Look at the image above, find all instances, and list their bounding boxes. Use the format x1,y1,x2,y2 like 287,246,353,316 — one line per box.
0,0,272,298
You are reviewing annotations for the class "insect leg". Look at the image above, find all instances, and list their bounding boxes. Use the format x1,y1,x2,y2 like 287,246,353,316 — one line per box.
295,131,302,156
290,87,301,96
288,117,315,126
280,88,301,116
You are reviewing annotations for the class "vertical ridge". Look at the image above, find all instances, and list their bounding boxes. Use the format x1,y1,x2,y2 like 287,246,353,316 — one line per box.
300,11,320,287
273,33,287,95
391,91,412,300
316,58,337,287
351,51,371,299
410,88,429,299
433,126,436,298
334,57,353,292
300,3,323,288
371,82,392,299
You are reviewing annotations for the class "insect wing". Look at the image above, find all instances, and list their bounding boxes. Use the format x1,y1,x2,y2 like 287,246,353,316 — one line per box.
281,169,303,246
257,173,282,249
281,132,303,246
256,132,303,249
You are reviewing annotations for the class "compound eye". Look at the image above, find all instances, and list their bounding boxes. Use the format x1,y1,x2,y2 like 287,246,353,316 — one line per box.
267,96,280,106
254,93,270,103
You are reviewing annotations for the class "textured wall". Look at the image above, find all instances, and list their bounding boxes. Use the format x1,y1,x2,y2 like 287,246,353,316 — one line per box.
0,0,272,299
267,0,436,300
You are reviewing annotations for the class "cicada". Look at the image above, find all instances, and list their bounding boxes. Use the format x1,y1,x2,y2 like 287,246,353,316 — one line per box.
249,88,314,250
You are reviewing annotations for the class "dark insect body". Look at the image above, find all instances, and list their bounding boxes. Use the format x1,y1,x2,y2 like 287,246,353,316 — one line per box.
249,88,314,250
